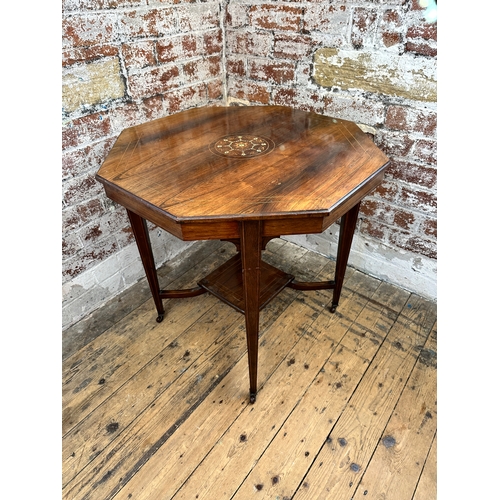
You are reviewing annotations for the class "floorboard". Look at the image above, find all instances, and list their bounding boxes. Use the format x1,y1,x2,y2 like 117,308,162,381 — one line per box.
62,239,437,500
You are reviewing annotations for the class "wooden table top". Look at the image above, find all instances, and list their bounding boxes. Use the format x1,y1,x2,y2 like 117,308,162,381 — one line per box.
96,105,389,240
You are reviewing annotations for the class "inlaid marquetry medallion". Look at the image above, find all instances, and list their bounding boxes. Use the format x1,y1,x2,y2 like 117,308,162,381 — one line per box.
210,135,275,158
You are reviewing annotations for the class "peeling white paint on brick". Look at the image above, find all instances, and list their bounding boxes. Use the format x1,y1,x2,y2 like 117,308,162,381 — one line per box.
285,231,437,301
325,95,386,127
62,229,192,328
62,0,438,331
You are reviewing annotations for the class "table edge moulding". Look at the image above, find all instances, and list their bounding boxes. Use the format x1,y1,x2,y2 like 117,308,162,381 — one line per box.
96,105,390,403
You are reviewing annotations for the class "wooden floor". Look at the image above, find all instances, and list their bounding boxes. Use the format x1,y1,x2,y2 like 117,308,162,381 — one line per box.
62,238,437,500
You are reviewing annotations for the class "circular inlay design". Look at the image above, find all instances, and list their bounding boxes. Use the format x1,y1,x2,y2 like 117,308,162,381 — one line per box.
210,135,275,158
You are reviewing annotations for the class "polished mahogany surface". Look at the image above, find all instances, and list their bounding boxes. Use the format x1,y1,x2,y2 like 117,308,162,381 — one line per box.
96,105,390,402
96,105,389,241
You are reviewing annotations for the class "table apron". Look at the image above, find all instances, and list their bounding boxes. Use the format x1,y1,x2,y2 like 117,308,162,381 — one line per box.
101,167,384,243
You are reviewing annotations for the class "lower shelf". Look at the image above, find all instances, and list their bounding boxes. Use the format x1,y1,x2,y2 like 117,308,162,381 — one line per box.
198,254,294,314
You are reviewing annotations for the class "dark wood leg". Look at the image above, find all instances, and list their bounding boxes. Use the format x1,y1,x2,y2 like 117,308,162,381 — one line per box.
126,209,165,322
240,220,262,403
331,202,361,312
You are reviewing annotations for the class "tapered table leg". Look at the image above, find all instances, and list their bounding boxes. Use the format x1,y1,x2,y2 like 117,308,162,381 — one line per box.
240,220,262,403
331,202,361,312
126,209,165,322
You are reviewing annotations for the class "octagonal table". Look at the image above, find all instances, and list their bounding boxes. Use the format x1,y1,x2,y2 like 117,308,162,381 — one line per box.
96,105,389,402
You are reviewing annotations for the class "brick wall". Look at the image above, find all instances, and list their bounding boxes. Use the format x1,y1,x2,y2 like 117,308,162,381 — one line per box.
62,0,227,327
225,0,436,297
62,0,437,329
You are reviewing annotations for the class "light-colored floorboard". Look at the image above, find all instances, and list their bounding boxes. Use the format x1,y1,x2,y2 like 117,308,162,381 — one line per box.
62,240,437,500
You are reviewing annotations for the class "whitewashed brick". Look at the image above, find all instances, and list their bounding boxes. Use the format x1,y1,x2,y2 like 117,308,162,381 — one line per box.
62,0,438,330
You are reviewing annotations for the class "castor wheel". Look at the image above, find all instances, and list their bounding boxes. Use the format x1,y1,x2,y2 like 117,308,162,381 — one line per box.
156,314,164,323
249,392,257,404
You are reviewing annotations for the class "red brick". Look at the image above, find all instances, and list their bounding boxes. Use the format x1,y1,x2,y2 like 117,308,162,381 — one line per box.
360,219,385,240
407,24,437,42
249,4,303,32
393,208,416,230
204,29,223,55
351,8,378,48
249,59,295,84
228,78,271,105
62,113,112,150
163,84,206,114
376,131,414,158
61,0,439,285
324,96,385,127
156,39,176,64
81,198,106,221
184,56,222,84
405,40,437,57
273,87,300,107
122,41,157,70
182,34,198,55
410,0,423,10
62,0,143,11
178,4,220,31
63,206,81,233
388,230,436,259
207,80,224,101
382,32,402,48
385,105,437,137
400,186,437,214
412,139,437,165
360,219,436,259
81,222,103,243
119,9,176,39
62,14,116,49
228,30,273,57
359,199,393,225
296,61,312,83
379,8,403,49
386,160,436,189
226,56,246,77
62,44,119,66
183,60,199,79
274,33,315,60
361,199,416,231
360,199,377,217
62,149,85,181
98,209,130,242
118,225,136,248
128,65,181,99
62,138,115,180
303,4,348,34
224,2,244,28
273,87,324,113
62,233,82,259
157,34,201,64
421,218,437,238
63,173,102,207
109,102,146,130
207,55,223,78
383,9,402,25
142,96,166,121
62,238,118,279
372,180,398,201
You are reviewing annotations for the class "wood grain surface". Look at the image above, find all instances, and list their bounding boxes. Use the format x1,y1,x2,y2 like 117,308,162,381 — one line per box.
96,106,389,237
62,240,437,500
